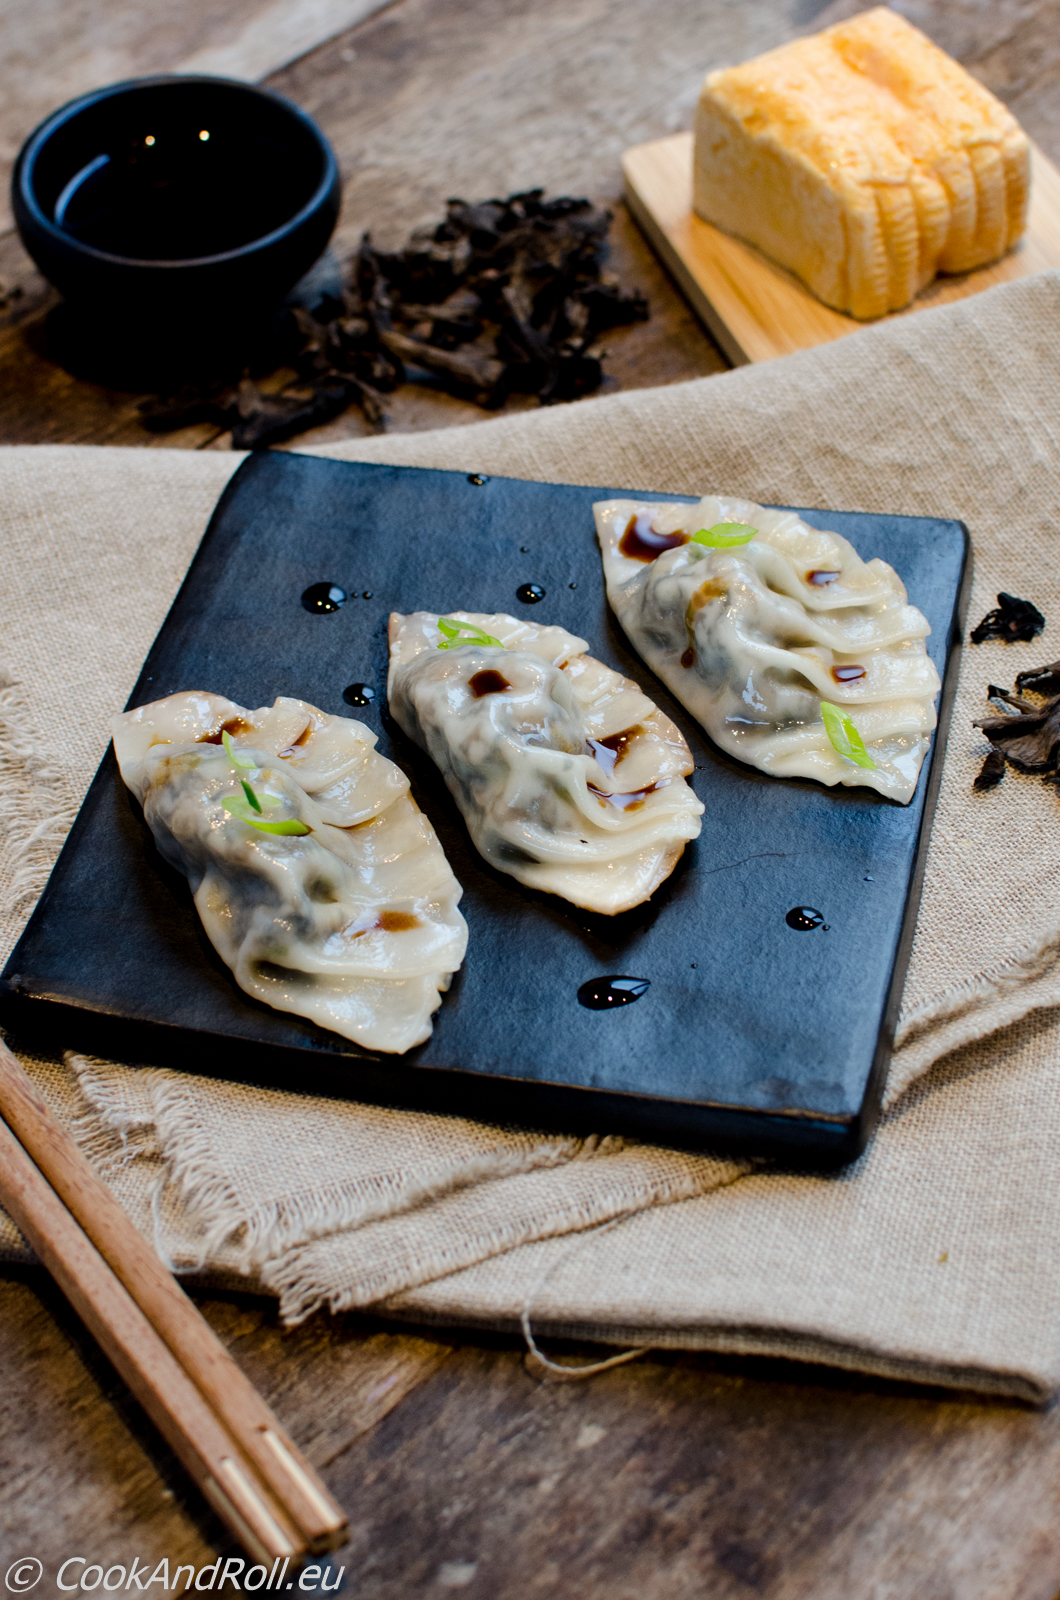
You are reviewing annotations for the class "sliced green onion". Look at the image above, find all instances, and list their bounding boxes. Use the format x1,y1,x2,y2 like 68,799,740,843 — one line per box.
240,778,263,813
223,796,310,834
691,523,757,548
437,616,504,649
820,701,877,769
222,728,256,769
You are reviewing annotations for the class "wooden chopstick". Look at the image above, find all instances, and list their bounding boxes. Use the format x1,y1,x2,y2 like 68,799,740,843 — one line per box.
0,1040,347,1556
0,1113,298,1562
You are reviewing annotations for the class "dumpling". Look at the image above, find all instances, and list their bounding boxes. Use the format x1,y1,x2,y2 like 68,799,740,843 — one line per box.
387,611,704,915
595,496,940,803
112,691,468,1054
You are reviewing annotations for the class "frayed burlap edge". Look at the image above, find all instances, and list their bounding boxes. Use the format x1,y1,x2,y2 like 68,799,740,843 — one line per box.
69,1054,630,1277
0,665,79,933
260,1155,751,1325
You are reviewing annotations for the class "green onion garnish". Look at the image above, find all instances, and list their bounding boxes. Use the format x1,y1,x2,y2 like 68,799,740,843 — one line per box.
241,778,263,814
437,616,504,649
820,701,877,769
691,523,757,548
222,796,310,835
222,728,256,769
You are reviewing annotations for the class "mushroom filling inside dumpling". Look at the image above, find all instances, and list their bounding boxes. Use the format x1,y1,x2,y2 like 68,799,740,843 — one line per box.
595,496,941,804
387,612,704,915
112,691,467,1054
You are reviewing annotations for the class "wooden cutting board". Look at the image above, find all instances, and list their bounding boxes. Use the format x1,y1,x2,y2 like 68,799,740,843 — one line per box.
623,130,1060,365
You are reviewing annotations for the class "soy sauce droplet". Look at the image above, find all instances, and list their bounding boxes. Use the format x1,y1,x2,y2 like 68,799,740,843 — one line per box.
343,683,376,707
362,591,373,599
302,582,346,614
517,583,546,604
577,975,650,1010
520,546,529,553
786,906,824,931
468,473,489,485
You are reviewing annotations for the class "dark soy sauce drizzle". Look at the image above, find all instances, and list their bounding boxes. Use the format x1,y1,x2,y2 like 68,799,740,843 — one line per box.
831,664,866,682
587,780,665,812
807,570,840,586
619,512,689,563
681,647,695,669
516,583,546,604
278,722,315,757
586,724,642,775
343,684,375,707
351,910,422,935
786,907,825,930
577,976,650,1010
469,669,511,698
467,474,489,485
302,582,346,613
200,716,253,744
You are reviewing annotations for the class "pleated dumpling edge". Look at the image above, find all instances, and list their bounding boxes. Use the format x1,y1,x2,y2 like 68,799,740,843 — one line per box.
112,691,468,1054
594,495,940,804
387,610,704,914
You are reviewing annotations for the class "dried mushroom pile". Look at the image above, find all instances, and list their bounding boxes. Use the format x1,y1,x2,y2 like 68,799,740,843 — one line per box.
969,590,1057,792
969,591,1045,645
974,660,1060,790
141,190,649,448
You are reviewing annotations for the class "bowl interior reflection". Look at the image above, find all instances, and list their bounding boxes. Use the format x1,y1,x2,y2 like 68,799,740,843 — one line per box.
30,81,326,263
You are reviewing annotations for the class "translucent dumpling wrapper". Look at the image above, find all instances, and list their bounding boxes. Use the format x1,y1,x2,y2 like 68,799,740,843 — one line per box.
112,691,468,1053
594,496,941,803
387,611,704,914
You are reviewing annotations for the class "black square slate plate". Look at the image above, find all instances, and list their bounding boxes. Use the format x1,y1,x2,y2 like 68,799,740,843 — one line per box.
0,452,969,1164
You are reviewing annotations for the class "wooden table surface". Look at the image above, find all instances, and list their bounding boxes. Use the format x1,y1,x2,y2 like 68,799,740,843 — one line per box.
3,2,1060,1595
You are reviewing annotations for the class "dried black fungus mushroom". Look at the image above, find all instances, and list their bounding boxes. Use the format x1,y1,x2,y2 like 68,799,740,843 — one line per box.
969,592,1046,645
1015,659,1060,695
139,189,650,449
973,749,1006,791
973,661,1060,783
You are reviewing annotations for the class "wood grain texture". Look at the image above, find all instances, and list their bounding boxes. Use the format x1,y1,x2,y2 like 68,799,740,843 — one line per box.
0,1124,303,1565
624,132,1060,364
0,1040,346,1552
0,0,395,233
0,1275,451,1587
302,1336,1060,1600
5,0,1060,1593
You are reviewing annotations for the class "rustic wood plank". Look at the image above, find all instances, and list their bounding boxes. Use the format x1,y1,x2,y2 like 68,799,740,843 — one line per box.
197,1296,456,1473
0,1269,223,1580
0,0,396,234
11,1257,1060,1598
320,1336,1060,1600
0,1269,453,1584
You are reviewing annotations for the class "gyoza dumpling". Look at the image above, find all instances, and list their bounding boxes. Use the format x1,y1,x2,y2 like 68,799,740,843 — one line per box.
112,691,467,1053
595,496,941,804
387,612,704,915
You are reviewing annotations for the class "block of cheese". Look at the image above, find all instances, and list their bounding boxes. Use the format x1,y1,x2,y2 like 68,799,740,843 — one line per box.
693,8,1030,320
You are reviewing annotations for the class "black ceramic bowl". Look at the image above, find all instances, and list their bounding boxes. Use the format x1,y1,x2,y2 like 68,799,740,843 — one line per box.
12,75,340,343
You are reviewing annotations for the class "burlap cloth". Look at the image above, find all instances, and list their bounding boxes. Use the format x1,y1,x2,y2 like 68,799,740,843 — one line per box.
4,270,1060,1400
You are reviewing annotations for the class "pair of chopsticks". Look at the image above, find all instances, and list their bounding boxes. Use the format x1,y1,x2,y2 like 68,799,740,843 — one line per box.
0,1039,347,1564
